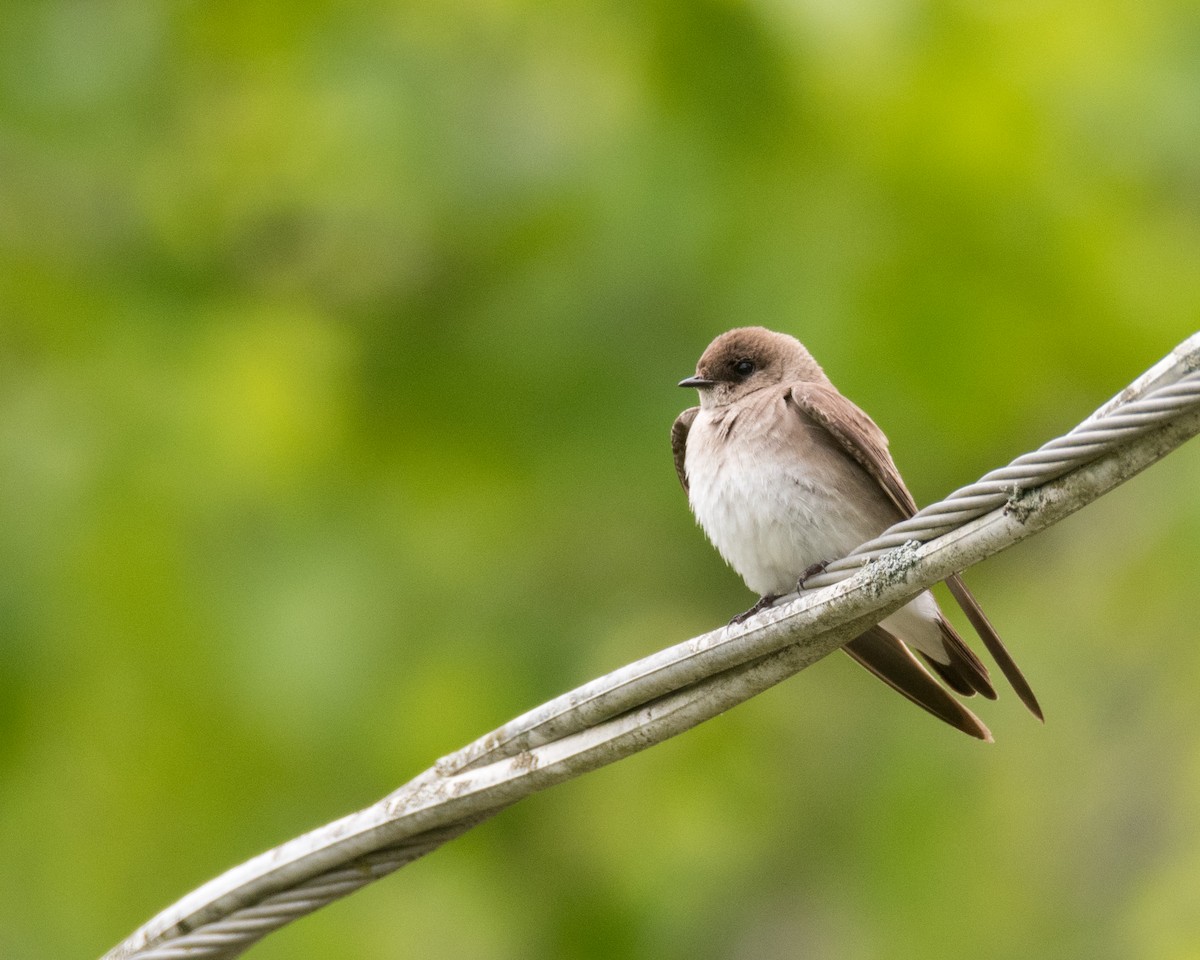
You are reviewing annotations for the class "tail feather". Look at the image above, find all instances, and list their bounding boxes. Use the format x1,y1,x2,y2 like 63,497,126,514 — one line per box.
945,574,1044,721
921,652,981,698
933,617,998,700
844,626,993,742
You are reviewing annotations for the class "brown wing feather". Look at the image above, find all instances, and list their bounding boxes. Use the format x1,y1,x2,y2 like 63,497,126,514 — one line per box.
671,406,699,493
932,616,995,698
844,625,992,741
946,573,1044,720
788,383,1041,719
786,383,917,517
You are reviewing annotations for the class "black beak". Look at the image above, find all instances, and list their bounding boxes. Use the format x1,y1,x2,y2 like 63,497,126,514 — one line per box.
678,375,716,389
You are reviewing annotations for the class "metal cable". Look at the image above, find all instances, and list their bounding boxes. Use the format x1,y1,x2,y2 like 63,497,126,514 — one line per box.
120,836,459,960
101,337,1200,960
804,367,1200,585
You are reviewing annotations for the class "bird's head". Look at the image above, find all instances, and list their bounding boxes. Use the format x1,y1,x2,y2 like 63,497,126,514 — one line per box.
679,326,828,408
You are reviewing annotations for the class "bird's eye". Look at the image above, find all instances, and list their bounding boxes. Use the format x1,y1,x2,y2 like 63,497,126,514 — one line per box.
732,359,755,377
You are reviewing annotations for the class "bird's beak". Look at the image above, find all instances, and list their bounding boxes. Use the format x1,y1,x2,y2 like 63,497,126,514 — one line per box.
678,375,716,389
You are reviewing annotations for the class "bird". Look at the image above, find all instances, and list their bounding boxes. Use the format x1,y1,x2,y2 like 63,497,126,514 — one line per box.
671,326,1041,740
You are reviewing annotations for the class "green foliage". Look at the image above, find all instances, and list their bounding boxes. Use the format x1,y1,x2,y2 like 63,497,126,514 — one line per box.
1,2,1199,958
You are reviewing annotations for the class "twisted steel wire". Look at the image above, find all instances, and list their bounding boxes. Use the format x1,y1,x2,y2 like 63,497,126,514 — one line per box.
442,349,1200,772
121,828,474,960
805,367,1200,584
129,847,437,960
102,336,1200,960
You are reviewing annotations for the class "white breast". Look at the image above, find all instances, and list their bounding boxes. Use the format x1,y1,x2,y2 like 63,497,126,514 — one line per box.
684,393,888,597
682,391,950,661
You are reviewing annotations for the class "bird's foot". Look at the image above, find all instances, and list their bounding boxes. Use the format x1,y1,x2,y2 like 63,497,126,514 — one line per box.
729,594,781,625
796,560,831,591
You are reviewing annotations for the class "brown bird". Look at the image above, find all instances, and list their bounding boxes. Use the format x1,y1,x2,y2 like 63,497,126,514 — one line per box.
672,327,1041,740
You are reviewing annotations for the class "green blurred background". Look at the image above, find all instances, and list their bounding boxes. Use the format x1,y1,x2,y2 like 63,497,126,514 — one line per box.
3,1,1200,958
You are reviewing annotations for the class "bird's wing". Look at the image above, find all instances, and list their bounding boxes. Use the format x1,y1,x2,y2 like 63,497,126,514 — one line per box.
844,625,992,741
671,406,699,493
944,573,1043,719
785,382,917,517
787,382,1042,720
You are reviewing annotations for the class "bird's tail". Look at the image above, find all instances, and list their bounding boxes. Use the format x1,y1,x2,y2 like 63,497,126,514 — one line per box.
844,625,993,741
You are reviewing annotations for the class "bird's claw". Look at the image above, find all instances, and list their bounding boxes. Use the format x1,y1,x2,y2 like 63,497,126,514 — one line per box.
728,593,780,625
796,560,830,592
